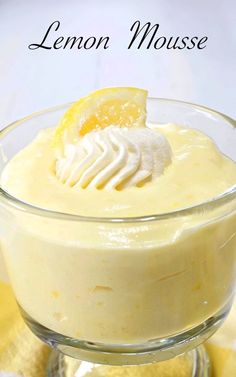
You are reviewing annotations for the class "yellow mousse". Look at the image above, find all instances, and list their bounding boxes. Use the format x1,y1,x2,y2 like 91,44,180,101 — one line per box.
1,86,236,345
1,121,236,344
1,123,236,217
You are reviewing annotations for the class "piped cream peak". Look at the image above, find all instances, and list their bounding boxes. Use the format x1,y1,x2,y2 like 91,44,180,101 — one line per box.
56,125,172,190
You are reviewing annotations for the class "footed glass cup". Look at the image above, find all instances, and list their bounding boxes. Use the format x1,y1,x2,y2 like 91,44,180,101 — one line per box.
1,99,236,377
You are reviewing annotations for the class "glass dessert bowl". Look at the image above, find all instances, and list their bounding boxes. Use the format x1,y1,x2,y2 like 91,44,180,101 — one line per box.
0,95,236,377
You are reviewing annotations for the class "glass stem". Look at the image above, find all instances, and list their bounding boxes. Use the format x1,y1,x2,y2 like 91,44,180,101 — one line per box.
47,346,211,377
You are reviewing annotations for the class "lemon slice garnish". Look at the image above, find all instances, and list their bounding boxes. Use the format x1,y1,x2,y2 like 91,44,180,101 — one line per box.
54,87,147,151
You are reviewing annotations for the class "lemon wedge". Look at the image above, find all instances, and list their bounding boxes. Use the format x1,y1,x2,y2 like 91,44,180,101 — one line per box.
54,87,147,150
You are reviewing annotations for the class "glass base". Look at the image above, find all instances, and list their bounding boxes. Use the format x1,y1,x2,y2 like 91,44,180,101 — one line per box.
47,346,211,377
20,298,231,365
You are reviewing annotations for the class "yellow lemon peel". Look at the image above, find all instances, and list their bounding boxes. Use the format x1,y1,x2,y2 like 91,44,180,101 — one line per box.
53,87,148,151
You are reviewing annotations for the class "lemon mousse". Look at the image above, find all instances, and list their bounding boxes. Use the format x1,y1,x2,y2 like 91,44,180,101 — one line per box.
1,88,236,345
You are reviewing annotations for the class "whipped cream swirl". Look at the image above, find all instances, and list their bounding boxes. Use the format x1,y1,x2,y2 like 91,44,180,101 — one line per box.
56,126,172,190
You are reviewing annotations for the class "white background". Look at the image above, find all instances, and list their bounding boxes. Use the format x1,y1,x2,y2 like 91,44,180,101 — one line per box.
0,0,235,129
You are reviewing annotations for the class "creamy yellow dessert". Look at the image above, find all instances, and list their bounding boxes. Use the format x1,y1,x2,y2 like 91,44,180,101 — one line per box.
1,88,236,345
2,123,236,217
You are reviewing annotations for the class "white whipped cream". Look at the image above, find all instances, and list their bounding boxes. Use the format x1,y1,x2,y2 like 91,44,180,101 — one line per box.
56,126,172,190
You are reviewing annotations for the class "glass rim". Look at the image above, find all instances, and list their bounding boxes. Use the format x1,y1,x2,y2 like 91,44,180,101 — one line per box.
0,97,236,224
